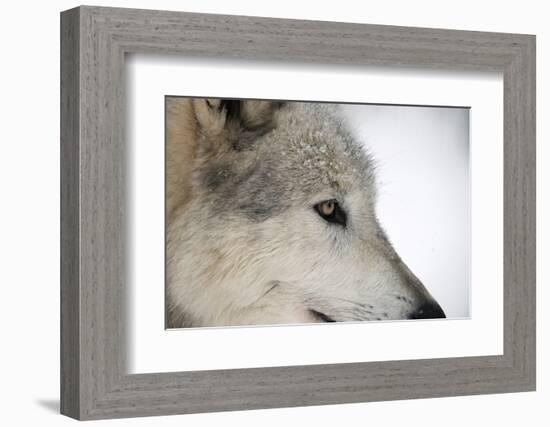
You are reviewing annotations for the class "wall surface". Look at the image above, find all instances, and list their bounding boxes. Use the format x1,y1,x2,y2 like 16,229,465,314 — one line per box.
0,0,546,425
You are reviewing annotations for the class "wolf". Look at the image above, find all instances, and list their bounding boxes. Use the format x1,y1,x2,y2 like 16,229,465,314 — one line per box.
166,98,445,328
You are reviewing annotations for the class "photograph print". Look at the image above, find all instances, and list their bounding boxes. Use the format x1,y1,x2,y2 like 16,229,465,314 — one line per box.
165,97,470,328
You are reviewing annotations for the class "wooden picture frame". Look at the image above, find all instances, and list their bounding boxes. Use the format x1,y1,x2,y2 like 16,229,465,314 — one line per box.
60,5,536,420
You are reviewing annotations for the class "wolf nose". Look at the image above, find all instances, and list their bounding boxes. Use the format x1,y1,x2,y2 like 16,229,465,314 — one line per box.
409,301,446,319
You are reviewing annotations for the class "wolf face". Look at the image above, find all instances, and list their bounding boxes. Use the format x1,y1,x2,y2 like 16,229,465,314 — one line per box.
166,98,445,328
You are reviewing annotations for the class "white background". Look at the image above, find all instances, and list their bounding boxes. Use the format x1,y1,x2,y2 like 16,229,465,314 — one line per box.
129,59,501,373
345,104,472,319
0,0,546,426
345,104,472,317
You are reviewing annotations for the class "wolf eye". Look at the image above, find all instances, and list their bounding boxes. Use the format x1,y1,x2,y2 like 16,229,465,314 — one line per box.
314,199,347,227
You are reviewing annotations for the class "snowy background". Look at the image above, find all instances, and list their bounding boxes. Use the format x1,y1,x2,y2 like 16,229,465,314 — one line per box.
343,104,470,318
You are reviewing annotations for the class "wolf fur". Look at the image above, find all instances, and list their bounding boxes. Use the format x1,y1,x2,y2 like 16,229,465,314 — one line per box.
166,98,445,328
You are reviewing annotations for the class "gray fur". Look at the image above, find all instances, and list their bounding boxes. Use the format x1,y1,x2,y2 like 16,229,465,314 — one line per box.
196,102,376,223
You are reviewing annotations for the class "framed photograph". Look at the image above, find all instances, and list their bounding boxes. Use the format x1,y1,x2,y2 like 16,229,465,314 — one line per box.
60,5,536,420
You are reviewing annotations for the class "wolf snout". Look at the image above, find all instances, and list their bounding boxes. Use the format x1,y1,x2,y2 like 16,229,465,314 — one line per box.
409,300,446,319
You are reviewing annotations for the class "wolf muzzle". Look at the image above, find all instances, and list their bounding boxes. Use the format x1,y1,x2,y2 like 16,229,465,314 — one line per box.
408,300,446,319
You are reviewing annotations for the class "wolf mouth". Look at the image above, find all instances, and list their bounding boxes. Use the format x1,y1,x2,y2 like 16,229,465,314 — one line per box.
309,309,336,323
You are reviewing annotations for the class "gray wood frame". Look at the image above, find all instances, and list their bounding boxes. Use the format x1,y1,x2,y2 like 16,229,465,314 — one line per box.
60,5,536,420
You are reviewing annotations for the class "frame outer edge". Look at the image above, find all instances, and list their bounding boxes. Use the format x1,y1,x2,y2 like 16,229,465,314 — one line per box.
528,35,536,390
502,34,536,391
521,34,536,389
60,6,81,420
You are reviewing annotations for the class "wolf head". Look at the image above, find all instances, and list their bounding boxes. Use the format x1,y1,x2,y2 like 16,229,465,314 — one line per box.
166,98,445,327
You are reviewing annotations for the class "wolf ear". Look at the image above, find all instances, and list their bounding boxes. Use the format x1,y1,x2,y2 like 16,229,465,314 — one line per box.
192,98,284,138
192,98,229,135
239,100,285,129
